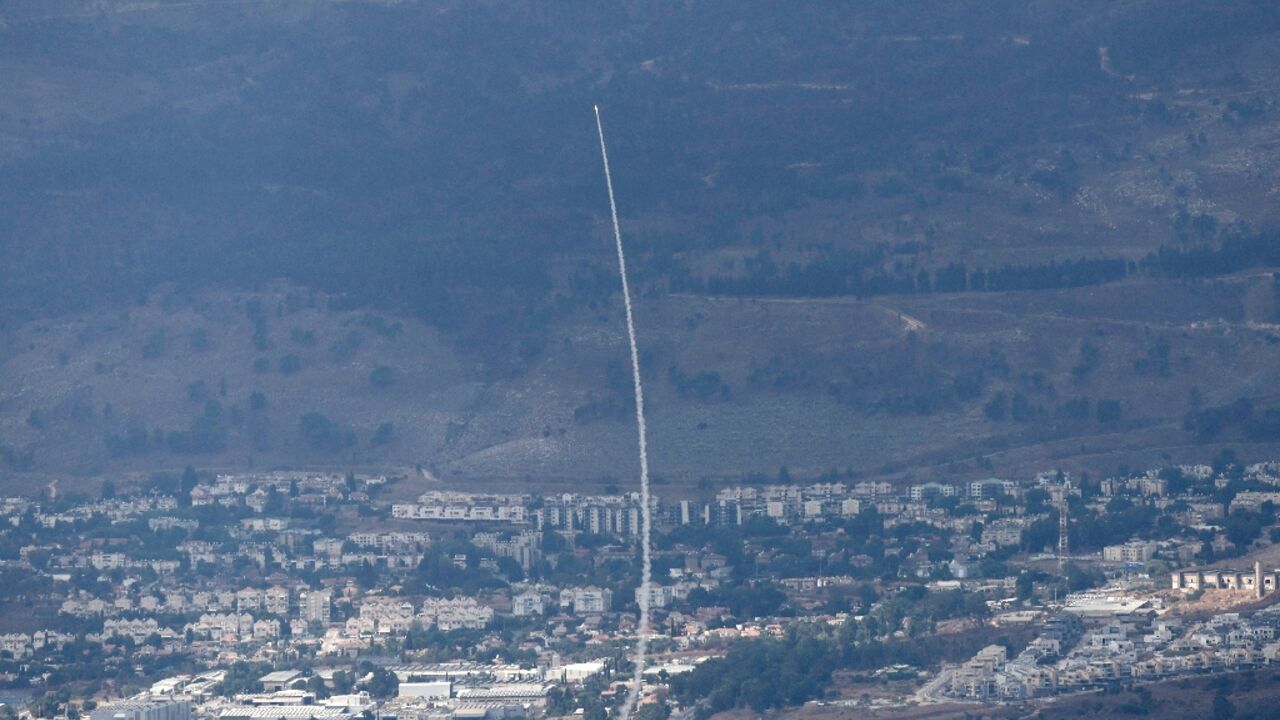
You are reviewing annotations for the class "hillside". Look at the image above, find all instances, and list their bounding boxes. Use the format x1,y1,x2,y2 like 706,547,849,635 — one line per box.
3,1,1280,489
5,273,1280,491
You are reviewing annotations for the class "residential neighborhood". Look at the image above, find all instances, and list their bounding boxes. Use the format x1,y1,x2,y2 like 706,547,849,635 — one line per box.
1,455,1280,718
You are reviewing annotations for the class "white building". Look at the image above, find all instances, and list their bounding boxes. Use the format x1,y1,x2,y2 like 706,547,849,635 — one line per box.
265,587,290,616
512,591,545,617
419,597,493,630
561,587,612,615
910,482,958,502
1102,540,1158,564
635,585,673,610
358,597,415,634
302,589,332,625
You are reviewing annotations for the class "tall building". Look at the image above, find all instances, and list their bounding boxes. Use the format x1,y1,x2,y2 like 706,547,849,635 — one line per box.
1057,481,1071,573
265,586,290,616
301,588,331,625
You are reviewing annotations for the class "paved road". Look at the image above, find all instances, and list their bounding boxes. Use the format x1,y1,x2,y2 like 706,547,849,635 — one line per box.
914,666,958,705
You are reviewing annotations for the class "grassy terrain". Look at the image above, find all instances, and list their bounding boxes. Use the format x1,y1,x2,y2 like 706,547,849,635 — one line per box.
2,2,1280,491
3,271,1280,493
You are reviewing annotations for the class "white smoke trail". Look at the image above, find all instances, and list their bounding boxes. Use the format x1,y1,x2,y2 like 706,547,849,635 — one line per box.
594,104,652,720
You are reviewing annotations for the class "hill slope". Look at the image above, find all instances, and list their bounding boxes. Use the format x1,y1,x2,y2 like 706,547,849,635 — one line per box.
2,1,1280,487
4,274,1280,489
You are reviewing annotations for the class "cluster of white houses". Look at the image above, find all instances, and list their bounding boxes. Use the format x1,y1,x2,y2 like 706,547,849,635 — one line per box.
392,492,530,523
951,601,1280,701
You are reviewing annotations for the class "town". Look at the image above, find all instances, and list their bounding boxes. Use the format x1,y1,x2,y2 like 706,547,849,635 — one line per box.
4,452,1280,719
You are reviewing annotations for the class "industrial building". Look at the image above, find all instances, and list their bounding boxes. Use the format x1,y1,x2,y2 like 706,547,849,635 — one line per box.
90,700,191,720
1171,562,1280,598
